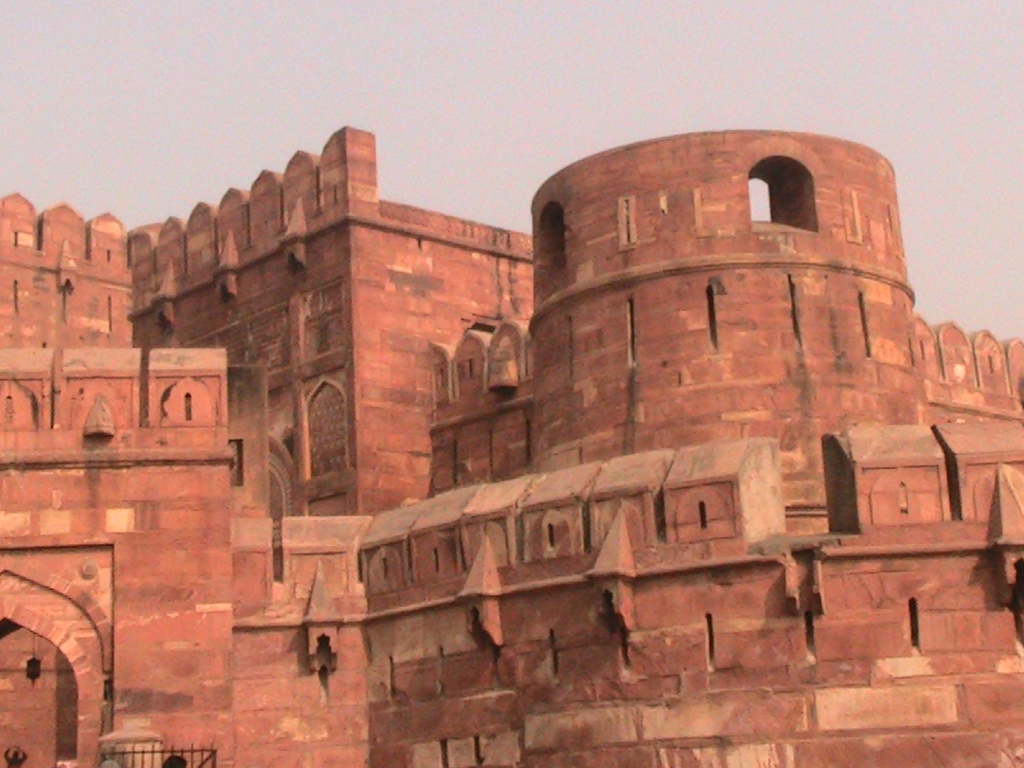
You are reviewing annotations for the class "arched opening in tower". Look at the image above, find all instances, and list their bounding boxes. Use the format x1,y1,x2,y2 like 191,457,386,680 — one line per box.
748,156,818,232
0,619,78,765
536,201,568,299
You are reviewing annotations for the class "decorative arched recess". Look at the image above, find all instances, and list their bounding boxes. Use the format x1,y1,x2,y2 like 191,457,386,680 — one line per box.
268,439,299,581
159,377,216,427
0,568,108,764
306,378,348,478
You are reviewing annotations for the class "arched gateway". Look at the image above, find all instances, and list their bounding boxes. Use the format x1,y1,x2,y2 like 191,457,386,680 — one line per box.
0,568,109,766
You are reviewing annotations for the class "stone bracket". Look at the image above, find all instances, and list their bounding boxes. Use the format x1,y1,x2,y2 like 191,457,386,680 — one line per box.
781,551,826,616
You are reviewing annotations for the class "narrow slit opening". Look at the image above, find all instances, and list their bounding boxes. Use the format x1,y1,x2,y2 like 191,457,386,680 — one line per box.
804,611,817,661
626,298,637,369
788,274,802,347
705,613,716,671
909,598,920,652
858,290,872,357
706,283,719,351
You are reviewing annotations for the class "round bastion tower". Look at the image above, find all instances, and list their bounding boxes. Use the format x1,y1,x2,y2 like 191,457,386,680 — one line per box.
530,131,925,517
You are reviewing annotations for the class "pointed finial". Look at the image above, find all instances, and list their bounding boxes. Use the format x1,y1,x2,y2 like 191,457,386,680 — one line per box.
218,230,239,270
155,261,177,300
285,200,307,240
305,560,334,620
590,511,636,579
461,536,503,598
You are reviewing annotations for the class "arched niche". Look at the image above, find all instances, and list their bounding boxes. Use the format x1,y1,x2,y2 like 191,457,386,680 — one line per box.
454,332,489,399
430,343,454,407
912,315,942,381
306,380,348,477
268,440,298,582
367,545,403,594
935,322,974,385
972,331,1010,395
158,377,216,427
0,380,40,430
534,200,569,300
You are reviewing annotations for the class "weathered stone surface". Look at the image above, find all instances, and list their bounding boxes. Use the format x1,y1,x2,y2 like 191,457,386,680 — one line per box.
5,126,1024,768
816,685,959,731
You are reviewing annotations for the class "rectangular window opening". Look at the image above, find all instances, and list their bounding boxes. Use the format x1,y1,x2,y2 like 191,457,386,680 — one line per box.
107,296,113,336
12,281,18,316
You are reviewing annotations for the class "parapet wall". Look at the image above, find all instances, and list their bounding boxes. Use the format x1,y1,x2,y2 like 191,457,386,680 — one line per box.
0,346,229,453
360,425,1024,767
128,127,530,320
0,194,133,348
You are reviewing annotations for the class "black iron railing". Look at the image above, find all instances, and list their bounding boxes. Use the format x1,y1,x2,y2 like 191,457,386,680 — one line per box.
99,745,216,768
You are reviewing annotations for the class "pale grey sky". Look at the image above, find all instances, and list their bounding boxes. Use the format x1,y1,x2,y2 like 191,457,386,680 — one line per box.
2,2,1023,337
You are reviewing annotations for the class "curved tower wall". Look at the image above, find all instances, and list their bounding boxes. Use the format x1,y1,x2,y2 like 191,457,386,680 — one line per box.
530,131,924,510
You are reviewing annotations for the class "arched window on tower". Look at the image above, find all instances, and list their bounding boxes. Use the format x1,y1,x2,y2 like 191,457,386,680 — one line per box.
308,381,348,477
536,201,568,299
748,156,818,232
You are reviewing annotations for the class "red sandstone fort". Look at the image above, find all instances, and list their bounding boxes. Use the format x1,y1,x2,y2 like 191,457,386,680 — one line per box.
2,128,1024,767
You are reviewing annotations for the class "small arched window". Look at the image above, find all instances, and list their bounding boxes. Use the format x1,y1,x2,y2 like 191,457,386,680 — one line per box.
536,200,569,302
537,202,566,269
748,156,818,232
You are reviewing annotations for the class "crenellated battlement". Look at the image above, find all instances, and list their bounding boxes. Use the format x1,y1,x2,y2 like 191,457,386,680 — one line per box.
0,194,133,349
129,127,530,322
912,314,1024,417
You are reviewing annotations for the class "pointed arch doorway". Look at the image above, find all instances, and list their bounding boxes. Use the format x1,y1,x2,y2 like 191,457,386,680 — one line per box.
0,619,79,765
0,569,109,766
